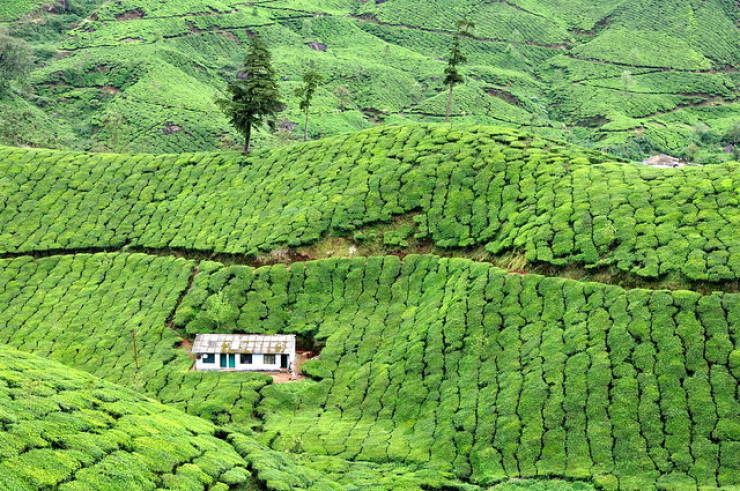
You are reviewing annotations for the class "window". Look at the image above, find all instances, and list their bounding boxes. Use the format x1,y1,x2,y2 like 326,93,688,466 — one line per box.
202,353,215,364
263,354,276,364
240,353,252,365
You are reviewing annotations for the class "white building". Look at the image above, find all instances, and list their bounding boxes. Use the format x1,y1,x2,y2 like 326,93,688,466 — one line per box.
192,334,296,372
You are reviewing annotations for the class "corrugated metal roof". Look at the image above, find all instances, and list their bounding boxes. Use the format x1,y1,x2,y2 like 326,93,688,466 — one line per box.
191,334,296,354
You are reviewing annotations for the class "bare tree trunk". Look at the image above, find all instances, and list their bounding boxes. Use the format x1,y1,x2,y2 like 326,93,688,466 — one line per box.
131,329,140,371
244,123,252,155
445,85,454,122
303,109,309,142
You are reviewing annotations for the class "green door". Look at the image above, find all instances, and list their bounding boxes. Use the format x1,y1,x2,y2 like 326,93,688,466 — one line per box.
220,354,227,368
228,353,236,368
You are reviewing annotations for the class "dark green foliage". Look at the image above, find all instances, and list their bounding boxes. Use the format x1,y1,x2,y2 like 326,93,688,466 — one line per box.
443,19,474,121
217,33,284,154
0,29,33,91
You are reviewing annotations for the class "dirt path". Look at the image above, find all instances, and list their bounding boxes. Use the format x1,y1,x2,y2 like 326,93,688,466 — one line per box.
271,351,313,383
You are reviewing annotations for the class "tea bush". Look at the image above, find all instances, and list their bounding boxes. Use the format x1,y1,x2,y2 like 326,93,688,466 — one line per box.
3,0,737,162
1,125,737,282
0,345,258,490
2,251,737,488
0,253,269,426
175,254,739,488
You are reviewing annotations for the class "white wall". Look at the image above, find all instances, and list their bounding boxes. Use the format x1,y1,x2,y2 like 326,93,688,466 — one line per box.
195,352,292,372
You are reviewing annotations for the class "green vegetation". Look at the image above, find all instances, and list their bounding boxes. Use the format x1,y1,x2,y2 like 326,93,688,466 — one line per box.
1,251,737,488
177,254,740,488
217,33,284,154
0,344,259,490
295,68,323,142
443,19,474,121
0,253,270,426
1,125,737,284
0,0,736,161
0,0,738,487
0,29,33,91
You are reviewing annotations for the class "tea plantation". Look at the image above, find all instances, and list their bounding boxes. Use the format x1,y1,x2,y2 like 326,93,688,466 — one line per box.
0,250,738,489
177,255,740,489
1,0,738,163
0,345,260,490
1,125,738,284
0,253,270,426
0,0,739,485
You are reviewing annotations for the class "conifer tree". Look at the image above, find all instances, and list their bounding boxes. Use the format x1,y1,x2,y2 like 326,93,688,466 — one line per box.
295,68,323,141
217,33,283,155
443,19,475,121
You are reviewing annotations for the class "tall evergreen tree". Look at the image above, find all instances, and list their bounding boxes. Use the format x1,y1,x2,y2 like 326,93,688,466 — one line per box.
295,68,323,142
217,33,283,155
443,19,475,121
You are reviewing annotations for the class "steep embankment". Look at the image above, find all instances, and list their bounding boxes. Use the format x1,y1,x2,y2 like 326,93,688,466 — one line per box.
1,125,738,285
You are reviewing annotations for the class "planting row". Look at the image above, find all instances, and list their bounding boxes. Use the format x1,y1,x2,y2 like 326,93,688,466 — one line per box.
177,254,740,489
2,125,737,282
0,253,268,426
0,345,257,490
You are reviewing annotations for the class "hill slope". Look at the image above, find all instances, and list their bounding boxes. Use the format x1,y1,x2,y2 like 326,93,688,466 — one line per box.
0,344,259,490
1,0,738,162
1,125,738,284
1,252,738,488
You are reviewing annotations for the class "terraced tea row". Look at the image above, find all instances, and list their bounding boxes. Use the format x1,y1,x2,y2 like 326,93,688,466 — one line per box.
1,344,452,490
2,251,736,488
179,254,740,489
0,253,268,426
1,125,738,283
0,345,258,490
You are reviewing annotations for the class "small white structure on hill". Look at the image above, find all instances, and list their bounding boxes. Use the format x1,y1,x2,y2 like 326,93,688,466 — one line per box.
192,334,295,372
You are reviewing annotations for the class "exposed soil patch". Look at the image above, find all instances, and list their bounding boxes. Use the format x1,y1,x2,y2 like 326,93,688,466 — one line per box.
218,30,242,44
116,8,144,21
271,351,312,383
362,107,386,123
162,122,182,135
485,88,522,106
307,41,327,51
187,21,205,33
99,85,121,95
572,15,612,37
576,115,609,127
46,0,69,14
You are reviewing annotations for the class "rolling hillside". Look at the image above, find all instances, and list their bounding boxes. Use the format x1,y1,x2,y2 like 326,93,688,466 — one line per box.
1,0,738,162
0,125,738,489
0,345,260,490
1,252,738,489
1,0,739,487
1,125,738,286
